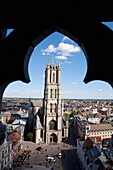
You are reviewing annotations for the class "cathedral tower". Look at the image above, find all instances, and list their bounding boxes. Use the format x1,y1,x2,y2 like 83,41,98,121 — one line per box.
43,60,63,144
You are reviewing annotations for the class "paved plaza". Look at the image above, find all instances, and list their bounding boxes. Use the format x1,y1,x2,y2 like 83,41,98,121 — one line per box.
13,141,76,170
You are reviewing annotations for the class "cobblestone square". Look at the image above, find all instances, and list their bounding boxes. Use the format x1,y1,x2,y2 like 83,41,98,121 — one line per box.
13,141,76,170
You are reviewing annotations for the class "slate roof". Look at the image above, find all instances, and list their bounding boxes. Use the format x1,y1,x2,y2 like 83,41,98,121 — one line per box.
86,146,101,162
0,121,6,134
31,100,43,107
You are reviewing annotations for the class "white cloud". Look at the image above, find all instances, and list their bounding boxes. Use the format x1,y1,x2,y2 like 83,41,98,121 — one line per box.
57,42,80,56
41,44,56,55
55,56,67,60
41,41,80,59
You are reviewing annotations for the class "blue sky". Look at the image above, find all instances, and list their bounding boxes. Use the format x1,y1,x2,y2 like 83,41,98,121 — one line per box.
3,22,113,99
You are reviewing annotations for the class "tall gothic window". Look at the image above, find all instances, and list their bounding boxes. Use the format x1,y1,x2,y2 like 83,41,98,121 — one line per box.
62,128,64,136
50,69,52,83
55,89,57,98
50,89,52,98
50,103,52,113
55,103,57,113
56,72,58,83
49,120,57,130
53,73,55,82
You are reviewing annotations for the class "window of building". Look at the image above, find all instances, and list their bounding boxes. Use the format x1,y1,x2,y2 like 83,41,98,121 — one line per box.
55,89,57,98
50,103,52,113
53,73,55,82
50,75,51,83
49,120,57,130
50,89,52,98
55,103,57,113
2,150,4,158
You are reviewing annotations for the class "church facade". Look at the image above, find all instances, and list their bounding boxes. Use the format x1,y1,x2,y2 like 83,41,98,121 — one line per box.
31,61,68,144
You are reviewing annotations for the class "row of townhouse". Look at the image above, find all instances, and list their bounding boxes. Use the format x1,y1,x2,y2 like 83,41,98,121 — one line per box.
0,132,13,170
0,119,25,170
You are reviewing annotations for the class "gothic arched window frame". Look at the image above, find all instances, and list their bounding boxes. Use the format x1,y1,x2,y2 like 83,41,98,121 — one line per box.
50,103,52,113
49,119,57,130
53,72,55,82
50,89,52,98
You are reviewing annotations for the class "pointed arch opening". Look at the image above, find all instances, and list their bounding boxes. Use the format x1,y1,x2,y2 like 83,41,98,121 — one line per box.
2,29,113,103
50,133,57,143
49,120,57,130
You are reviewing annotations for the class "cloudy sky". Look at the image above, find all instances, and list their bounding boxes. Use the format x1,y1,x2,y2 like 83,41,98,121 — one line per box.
3,22,113,99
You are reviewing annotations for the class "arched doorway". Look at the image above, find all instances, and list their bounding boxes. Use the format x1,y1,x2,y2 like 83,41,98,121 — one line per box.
50,133,57,143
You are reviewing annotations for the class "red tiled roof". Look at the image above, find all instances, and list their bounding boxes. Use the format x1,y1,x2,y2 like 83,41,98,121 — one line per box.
9,131,20,145
88,136,101,142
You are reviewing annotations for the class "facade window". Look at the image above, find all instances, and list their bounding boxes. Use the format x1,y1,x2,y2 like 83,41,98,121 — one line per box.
8,145,10,153
53,73,55,82
2,150,4,158
62,128,64,136
55,89,57,98
50,89,52,98
56,72,58,83
50,70,52,83
49,120,57,130
1,161,3,170
50,103,52,113
86,127,89,130
55,103,57,113
5,149,7,154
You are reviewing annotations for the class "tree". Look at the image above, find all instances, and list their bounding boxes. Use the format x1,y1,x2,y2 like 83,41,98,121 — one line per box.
27,132,33,141
64,112,71,121
70,110,77,118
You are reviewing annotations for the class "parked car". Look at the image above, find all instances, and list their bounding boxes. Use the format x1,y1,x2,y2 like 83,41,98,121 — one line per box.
58,152,62,159
46,156,55,163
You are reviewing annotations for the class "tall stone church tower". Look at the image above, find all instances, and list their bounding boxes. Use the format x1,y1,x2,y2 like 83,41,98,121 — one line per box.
43,60,63,144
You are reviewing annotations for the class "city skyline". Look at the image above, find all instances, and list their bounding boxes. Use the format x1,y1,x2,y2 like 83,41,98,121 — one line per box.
3,22,113,99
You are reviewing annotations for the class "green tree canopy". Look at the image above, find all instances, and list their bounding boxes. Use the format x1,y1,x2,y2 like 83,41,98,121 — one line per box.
27,132,33,141
63,112,70,121
70,110,78,118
